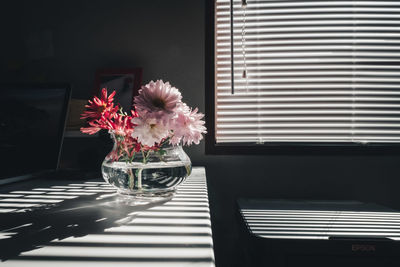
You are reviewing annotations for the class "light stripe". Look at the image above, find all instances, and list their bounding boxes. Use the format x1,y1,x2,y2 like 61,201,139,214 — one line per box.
105,225,212,234
0,198,63,204
20,246,214,259
57,234,212,245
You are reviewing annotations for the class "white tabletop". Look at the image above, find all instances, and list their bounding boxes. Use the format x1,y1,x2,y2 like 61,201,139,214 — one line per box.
0,167,215,266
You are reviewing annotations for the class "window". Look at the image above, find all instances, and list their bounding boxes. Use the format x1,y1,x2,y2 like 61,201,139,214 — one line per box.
205,0,400,154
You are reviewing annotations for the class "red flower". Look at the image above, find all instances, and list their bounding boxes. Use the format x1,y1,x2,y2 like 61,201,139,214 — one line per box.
80,125,101,135
81,88,119,121
109,113,136,136
80,115,113,135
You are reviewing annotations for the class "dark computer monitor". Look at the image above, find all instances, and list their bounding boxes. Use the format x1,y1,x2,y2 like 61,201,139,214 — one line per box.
0,84,71,180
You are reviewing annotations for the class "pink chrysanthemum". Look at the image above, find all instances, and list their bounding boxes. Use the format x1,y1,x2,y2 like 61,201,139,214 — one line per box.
131,116,170,147
170,104,207,146
134,80,182,119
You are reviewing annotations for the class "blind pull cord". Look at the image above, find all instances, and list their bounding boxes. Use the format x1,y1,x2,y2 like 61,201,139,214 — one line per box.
230,0,235,94
241,0,249,93
351,1,356,144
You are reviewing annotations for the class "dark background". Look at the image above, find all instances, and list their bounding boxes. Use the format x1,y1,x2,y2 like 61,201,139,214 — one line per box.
1,1,400,266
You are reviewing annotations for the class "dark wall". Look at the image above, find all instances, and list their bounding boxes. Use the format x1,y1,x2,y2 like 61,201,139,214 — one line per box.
0,0,204,105
2,1,400,266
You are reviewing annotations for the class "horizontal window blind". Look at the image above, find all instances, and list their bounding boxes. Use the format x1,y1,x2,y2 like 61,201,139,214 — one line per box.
215,0,400,144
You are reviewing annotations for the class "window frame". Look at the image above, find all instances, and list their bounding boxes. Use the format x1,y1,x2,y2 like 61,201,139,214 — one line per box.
205,0,400,155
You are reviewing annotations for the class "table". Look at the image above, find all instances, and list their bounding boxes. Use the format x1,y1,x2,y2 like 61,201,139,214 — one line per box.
237,199,400,267
0,167,215,267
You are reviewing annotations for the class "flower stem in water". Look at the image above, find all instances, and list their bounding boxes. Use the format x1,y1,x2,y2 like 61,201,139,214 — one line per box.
137,168,143,189
137,146,150,190
128,168,134,189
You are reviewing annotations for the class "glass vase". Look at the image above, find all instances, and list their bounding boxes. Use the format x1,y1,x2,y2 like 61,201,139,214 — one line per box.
101,132,192,200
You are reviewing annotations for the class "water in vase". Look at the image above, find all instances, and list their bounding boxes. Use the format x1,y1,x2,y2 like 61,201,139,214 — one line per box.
102,160,191,195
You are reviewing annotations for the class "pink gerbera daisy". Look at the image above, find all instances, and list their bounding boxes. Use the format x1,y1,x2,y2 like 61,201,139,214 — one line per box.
134,80,182,119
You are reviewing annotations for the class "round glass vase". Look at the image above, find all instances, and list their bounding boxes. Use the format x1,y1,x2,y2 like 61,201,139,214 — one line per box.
101,132,192,200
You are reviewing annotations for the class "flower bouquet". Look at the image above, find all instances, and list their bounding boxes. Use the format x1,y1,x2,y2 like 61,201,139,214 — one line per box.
81,80,206,198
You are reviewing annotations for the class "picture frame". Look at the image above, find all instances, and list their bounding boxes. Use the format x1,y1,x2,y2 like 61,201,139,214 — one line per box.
94,68,143,112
